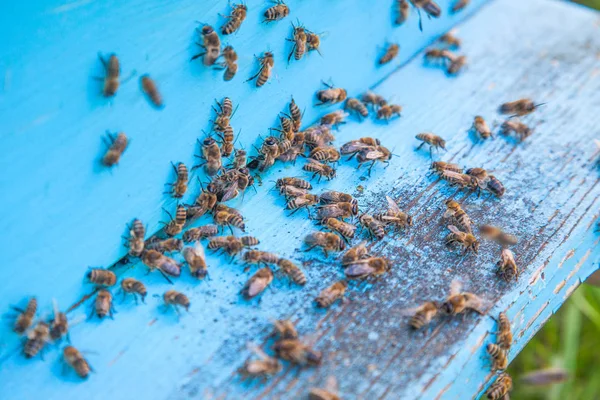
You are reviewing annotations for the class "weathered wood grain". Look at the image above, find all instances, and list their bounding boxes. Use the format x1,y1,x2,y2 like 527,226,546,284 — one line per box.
1,0,599,399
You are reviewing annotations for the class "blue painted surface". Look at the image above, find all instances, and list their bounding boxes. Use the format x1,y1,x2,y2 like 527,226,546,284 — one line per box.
1,0,600,399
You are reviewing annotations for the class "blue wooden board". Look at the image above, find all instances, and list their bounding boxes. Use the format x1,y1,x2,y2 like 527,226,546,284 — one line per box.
1,0,600,399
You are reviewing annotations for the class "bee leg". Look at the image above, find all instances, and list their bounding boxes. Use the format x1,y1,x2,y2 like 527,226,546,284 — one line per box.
367,161,376,176
133,294,139,306
323,249,329,257
416,142,425,150
245,67,264,83
227,224,235,235
66,332,71,344
190,52,206,61
303,245,317,252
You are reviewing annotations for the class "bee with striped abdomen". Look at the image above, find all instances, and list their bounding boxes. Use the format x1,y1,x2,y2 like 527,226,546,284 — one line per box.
49,300,70,342
320,111,348,128
415,133,446,156
359,213,386,241
355,145,393,175
306,30,321,55
277,258,306,285
276,177,312,190
87,268,117,287
163,290,190,314
97,53,123,97
501,119,532,141
221,3,248,35
246,52,274,87
315,280,347,308
242,267,274,299
214,206,245,233
191,25,221,66
345,257,389,279
487,175,505,197
12,297,37,334
316,202,358,221
497,249,518,282
23,321,50,358
499,98,544,117
429,161,463,175
395,0,410,25
93,289,115,319
309,146,341,163
127,219,145,257
340,137,381,156
444,200,472,233
445,225,479,254
303,159,336,182
401,301,439,330
243,250,279,267
494,312,513,349
472,116,493,140
141,249,182,282
451,0,470,13
140,75,163,108
165,162,188,198
341,242,369,266
440,280,486,316
411,0,442,31
163,205,187,236
183,243,208,279
345,98,369,119
120,278,147,304
63,346,92,379
263,1,289,23
287,193,320,216
362,91,387,109
101,131,128,167
322,217,357,241
289,97,302,131
486,373,512,399
304,232,345,256
378,43,400,65
315,81,347,106
439,31,461,48
377,104,402,121
145,237,184,254
183,225,219,243
320,190,357,206
375,195,413,230
239,343,282,381
487,343,508,370
218,45,238,81
194,137,223,176
287,22,307,62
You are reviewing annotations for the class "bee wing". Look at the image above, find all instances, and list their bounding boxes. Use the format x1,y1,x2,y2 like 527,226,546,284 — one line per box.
385,195,402,214
447,225,461,234
220,180,239,202
464,293,490,314
246,342,269,360
595,139,600,149
449,279,463,296
344,261,375,278
52,299,60,320
363,149,385,159
67,314,87,328
398,307,422,316
193,242,206,259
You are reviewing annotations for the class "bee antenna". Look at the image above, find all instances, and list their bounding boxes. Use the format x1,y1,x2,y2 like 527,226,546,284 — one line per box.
534,102,546,108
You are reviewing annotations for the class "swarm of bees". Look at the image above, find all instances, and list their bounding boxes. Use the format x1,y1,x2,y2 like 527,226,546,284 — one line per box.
423,29,467,75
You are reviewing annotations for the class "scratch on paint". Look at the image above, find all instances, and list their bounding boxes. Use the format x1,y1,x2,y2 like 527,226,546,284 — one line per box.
470,333,488,355
520,301,550,338
108,349,126,366
554,280,566,294
565,280,581,298
557,249,576,268
48,0,93,14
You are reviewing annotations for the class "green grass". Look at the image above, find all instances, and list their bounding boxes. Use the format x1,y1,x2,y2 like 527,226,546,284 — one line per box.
573,0,600,10
508,285,600,399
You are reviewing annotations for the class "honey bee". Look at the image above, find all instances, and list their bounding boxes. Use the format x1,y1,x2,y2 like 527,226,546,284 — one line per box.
345,98,369,119
359,213,386,241
306,31,321,54
146,237,184,254
361,91,387,109
163,205,187,236
277,258,307,285
304,125,336,149
93,289,115,319
309,388,340,400
520,368,569,386
188,183,219,220
263,0,289,22
183,225,219,243
439,31,461,48
472,116,492,140
218,128,235,159
315,280,347,308
356,145,393,174
304,232,346,256
416,133,446,156
182,243,208,279
379,43,400,65
276,177,312,190
429,161,463,175
274,338,322,366
289,97,303,131
163,162,188,199
120,278,147,304
320,110,348,128
465,168,490,189
49,300,70,342
440,280,486,315
375,195,413,229
377,104,402,121
322,217,357,241
23,321,50,358
214,207,245,234
239,343,282,381
445,225,479,254
451,0,470,12
486,373,513,400
140,74,163,108
402,301,440,330
243,250,279,267
271,319,299,340
487,343,508,370
487,175,505,197
221,3,248,35
316,202,358,221
101,131,128,167
424,48,452,64
447,54,467,75
12,297,37,334
287,22,307,62
340,137,381,156
345,257,389,279
278,184,308,199
231,148,247,170
208,235,258,258
499,98,544,116
277,115,295,141
141,249,182,282
194,137,223,176
494,312,513,349
218,45,238,81
246,51,274,87
341,242,369,266
444,200,472,233
191,25,221,66
316,82,347,106
303,159,337,182
479,225,517,247
87,268,117,287
97,53,120,97
213,96,234,129
411,0,442,31
395,0,410,25
63,346,92,379
287,193,320,215
127,219,145,257
320,190,357,206
501,119,532,141
496,249,518,282
163,290,190,314
440,170,479,191
242,267,274,299
310,146,341,163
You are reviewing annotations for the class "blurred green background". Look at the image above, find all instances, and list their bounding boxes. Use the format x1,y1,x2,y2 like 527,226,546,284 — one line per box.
574,0,600,9
508,284,600,399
